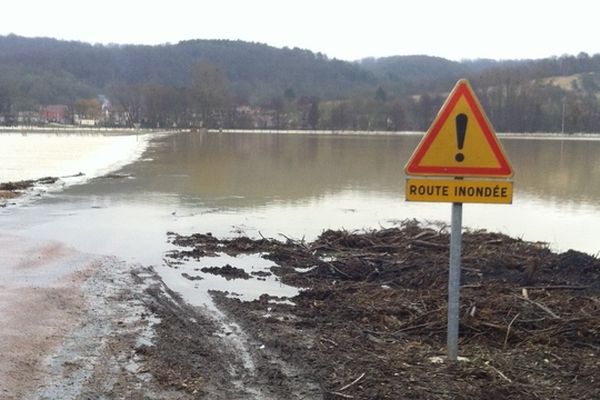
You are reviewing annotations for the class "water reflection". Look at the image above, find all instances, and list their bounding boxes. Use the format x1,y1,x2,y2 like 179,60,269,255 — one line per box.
160,131,415,200
504,138,600,203
66,132,415,205
65,131,600,208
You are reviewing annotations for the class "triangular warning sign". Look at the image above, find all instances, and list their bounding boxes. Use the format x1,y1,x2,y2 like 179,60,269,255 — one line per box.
405,79,513,178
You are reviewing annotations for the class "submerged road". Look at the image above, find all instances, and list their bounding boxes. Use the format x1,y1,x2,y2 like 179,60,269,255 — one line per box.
0,235,95,398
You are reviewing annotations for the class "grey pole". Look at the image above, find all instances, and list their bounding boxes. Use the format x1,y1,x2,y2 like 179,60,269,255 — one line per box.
447,202,463,360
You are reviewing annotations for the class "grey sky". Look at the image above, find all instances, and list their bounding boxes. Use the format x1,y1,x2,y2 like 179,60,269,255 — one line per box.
2,0,597,61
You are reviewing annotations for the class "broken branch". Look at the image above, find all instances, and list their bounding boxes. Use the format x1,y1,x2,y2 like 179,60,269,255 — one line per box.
517,295,561,319
337,372,366,392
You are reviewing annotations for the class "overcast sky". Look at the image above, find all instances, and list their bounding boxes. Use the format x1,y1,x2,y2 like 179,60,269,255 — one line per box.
2,0,597,61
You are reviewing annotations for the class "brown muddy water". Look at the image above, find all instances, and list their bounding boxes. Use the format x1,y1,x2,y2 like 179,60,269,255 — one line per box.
2,130,600,308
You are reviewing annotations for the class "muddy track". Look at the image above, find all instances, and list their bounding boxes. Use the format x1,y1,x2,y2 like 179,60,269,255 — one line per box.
140,276,321,399
28,262,181,400
24,258,320,399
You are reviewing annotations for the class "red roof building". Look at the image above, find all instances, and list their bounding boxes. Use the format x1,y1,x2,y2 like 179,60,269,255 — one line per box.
40,105,69,123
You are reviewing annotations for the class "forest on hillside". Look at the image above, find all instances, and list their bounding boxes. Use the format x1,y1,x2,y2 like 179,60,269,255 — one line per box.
1,34,600,133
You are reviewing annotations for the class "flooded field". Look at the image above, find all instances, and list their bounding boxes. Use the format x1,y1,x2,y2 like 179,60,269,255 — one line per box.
2,130,600,398
2,130,600,304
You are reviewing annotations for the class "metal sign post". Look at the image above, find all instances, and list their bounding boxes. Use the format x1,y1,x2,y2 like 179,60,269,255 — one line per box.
447,202,463,360
404,79,513,361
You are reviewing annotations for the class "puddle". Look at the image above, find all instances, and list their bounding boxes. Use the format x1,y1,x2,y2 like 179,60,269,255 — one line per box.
156,246,306,391
159,252,300,313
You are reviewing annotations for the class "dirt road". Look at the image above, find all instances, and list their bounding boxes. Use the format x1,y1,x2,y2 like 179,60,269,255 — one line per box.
1,234,320,399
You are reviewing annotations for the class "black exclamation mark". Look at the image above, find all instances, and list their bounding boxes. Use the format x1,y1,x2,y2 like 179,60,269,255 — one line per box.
455,113,467,162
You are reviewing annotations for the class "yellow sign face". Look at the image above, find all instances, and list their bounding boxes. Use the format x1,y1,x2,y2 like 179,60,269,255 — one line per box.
406,178,513,204
405,80,513,178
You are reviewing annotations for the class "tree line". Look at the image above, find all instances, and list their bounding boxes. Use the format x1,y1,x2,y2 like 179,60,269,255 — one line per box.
1,34,600,132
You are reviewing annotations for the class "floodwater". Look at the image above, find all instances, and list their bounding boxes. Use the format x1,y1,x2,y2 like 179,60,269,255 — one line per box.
0,131,151,183
2,130,600,306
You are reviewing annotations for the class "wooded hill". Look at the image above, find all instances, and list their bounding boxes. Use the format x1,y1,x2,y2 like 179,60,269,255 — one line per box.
1,34,600,132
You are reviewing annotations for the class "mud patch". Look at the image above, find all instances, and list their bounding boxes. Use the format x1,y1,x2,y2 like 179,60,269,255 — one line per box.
0,176,62,207
201,264,251,280
181,272,204,281
0,176,58,191
138,271,321,399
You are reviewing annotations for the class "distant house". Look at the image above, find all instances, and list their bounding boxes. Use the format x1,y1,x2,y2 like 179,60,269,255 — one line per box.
17,111,41,125
72,113,99,126
235,105,275,128
78,118,97,126
106,109,130,127
40,105,69,124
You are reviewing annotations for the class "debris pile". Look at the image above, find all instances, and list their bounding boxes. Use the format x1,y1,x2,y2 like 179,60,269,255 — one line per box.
166,221,600,399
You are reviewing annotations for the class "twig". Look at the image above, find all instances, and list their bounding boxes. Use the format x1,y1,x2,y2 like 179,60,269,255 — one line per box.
393,307,445,330
462,267,481,273
475,321,507,331
337,372,366,392
370,244,402,252
503,312,520,349
320,337,338,347
278,232,308,248
331,392,353,398
323,261,352,279
277,232,295,241
410,230,437,240
461,284,482,289
516,295,561,319
394,321,437,333
410,239,448,249
485,361,512,383
548,352,563,361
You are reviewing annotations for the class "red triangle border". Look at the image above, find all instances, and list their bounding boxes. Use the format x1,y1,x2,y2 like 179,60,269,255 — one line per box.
405,80,513,177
